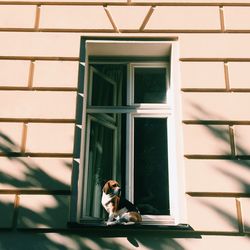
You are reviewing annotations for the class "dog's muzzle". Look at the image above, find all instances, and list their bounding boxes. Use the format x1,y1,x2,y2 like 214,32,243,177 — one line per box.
113,187,121,196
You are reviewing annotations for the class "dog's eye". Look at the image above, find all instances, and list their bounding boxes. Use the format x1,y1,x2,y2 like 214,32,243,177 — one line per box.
112,184,118,187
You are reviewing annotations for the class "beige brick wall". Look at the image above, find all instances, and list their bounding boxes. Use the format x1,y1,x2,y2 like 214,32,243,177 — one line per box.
0,5,36,29
185,160,250,193
0,1,249,249
187,196,238,231
181,62,226,90
228,62,250,90
0,195,15,228
0,91,76,119
0,157,72,190
224,7,250,31
145,6,221,31
33,61,78,89
18,194,69,228
0,60,30,87
40,6,113,30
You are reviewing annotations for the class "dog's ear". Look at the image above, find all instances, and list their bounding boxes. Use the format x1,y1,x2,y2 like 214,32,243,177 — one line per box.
102,181,110,194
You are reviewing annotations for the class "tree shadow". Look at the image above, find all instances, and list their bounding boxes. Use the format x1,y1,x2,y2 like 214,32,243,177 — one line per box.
0,128,188,249
186,104,250,232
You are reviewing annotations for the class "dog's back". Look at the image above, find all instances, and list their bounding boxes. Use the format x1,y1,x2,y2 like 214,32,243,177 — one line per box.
118,197,140,213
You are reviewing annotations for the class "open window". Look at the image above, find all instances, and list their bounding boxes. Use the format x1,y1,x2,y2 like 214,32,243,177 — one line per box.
73,39,186,226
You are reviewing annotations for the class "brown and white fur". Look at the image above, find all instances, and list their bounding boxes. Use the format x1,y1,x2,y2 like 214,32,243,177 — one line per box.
101,180,142,226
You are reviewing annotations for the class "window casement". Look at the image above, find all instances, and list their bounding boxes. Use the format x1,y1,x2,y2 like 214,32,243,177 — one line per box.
72,39,186,226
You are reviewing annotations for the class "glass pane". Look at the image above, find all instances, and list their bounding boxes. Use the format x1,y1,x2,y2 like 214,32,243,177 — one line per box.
86,119,114,218
134,67,167,103
90,64,126,106
85,113,126,219
91,72,115,106
134,118,169,215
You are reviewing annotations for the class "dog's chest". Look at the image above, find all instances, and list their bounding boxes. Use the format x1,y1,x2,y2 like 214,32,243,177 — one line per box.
101,192,114,212
101,192,128,216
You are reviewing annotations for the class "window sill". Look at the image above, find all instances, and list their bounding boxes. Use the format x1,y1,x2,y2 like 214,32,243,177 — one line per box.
67,222,197,236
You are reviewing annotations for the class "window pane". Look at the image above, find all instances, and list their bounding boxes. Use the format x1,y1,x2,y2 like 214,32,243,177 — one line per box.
134,67,167,103
85,113,126,218
134,118,169,215
91,72,115,106
86,119,114,218
90,65,126,106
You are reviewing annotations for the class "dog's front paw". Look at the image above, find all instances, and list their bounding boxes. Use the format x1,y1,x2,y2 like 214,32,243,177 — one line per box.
106,221,118,226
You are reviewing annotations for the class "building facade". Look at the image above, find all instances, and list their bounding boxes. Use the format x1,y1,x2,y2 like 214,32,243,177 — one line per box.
0,0,250,249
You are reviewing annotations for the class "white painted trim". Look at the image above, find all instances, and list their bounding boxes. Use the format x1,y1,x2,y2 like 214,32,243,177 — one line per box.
129,114,170,222
82,114,119,217
129,62,169,105
169,42,187,224
86,106,172,115
76,54,89,222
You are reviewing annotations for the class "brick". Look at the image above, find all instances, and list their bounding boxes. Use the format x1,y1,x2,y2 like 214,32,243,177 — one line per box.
228,62,250,89
145,6,220,31
183,124,231,155
0,91,76,119
0,60,30,87
0,122,23,153
0,195,15,228
33,61,78,88
182,92,250,121
241,198,250,232
108,6,150,30
181,62,225,89
26,123,75,154
5,0,126,2
224,7,250,31
0,32,81,58
234,125,250,155
187,197,238,231
185,160,250,193
40,6,113,30
133,0,250,2
18,195,69,228
0,5,36,29
180,34,250,59
177,235,250,250
0,157,72,190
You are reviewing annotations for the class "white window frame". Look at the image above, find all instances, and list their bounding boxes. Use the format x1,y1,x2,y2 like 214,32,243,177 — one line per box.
82,114,119,218
73,39,186,226
125,62,173,224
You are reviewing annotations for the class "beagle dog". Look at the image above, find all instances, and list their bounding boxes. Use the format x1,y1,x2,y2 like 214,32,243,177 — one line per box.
101,180,142,226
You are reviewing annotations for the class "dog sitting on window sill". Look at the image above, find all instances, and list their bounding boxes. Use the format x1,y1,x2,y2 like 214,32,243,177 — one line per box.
101,180,142,226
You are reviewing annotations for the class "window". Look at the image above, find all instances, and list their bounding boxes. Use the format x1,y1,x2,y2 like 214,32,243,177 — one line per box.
73,39,186,226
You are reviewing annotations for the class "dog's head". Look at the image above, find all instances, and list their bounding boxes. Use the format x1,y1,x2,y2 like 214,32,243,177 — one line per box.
102,180,121,196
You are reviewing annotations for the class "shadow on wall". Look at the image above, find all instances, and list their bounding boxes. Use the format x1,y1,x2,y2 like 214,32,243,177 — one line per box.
0,125,189,247
0,231,187,250
191,103,250,188
187,104,250,232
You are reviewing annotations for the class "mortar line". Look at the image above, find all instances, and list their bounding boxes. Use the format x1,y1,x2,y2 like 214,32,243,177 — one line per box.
236,198,244,233
34,5,41,30
140,6,155,31
21,123,28,154
219,6,225,32
28,61,35,89
104,6,120,33
12,195,20,229
229,125,236,156
224,62,230,91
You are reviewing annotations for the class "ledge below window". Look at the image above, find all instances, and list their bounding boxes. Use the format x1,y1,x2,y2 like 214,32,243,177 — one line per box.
67,222,199,237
